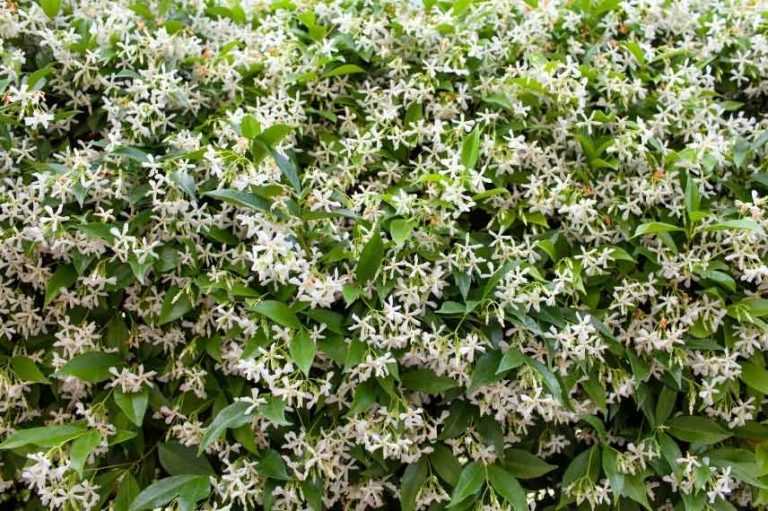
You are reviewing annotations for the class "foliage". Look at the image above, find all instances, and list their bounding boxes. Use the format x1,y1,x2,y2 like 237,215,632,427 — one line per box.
1,0,768,510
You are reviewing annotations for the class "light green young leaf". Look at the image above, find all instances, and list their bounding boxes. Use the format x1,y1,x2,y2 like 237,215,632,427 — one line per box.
389,219,413,245
258,124,293,146
40,0,61,18
461,126,481,169
240,114,260,139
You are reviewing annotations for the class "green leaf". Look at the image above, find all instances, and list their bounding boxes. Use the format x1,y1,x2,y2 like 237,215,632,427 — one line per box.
733,137,751,168
45,264,78,306
481,93,514,110
114,389,149,427
198,401,252,454
706,218,765,235
685,174,701,217
436,301,468,315
240,114,260,139
289,329,316,377
11,356,48,383
728,298,768,321
460,126,481,170
158,441,215,476
609,246,635,262
40,0,61,18
487,465,526,511
342,284,361,304
301,478,323,511
177,475,211,511
655,385,677,425
448,462,485,507
401,368,458,393
251,300,302,329
257,449,290,480
0,424,87,449
439,400,474,440
258,124,293,146
708,447,768,488
258,395,291,427
158,287,194,326
347,379,377,416
203,189,270,212
622,474,652,510
77,222,116,243
525,357,562,401
59,352,124,382
701,269,736,292
741,361,768,394
271,149,301,192
633,222,683,238
502,449,556,479
496,348,524,374
389,219,413,245
481,261,513,301
129,475,209,511
323,64,366,77
469,350,503,391
582,377,607,412
602,447,624,497
667,415,732,444
563,446,600,486
127,252,155,285
356,228,384,285
400,459,428,511
114,473,140,511
658,432,681,470
430,444,463,486
170,170,197,199
70,430,101,477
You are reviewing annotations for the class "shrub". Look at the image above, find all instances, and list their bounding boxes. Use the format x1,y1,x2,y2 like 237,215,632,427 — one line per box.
1,0,768,509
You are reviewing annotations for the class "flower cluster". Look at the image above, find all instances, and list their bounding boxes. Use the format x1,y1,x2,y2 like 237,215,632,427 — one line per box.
2,0,768,510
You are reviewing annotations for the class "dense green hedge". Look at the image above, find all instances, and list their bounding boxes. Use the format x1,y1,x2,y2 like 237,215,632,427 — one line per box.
2,0,768,509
